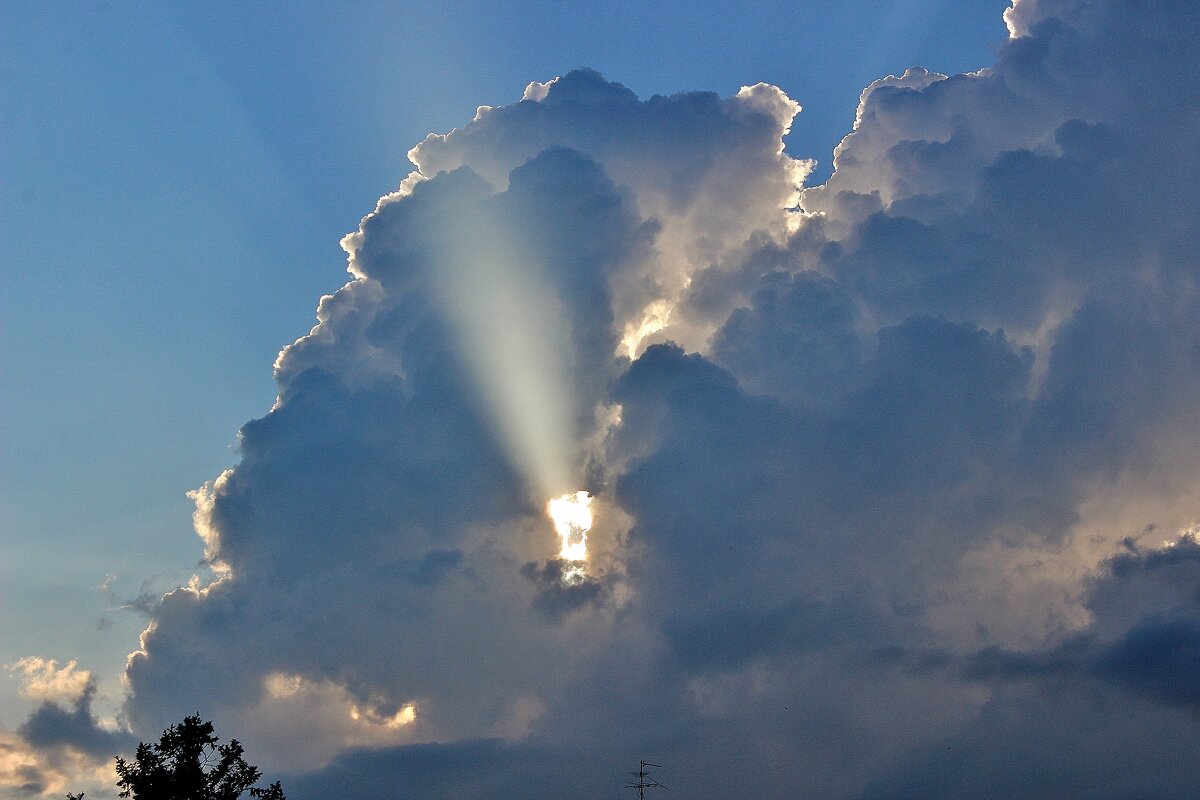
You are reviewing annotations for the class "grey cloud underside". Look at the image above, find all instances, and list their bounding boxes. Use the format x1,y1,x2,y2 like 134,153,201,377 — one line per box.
97,0,1200,797
18,686,136,760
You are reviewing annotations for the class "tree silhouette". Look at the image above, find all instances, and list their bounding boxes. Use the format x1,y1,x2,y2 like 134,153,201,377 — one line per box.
99,715,284,800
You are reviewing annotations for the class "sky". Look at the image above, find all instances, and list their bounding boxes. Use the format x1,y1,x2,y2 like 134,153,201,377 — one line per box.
2,1,1199,798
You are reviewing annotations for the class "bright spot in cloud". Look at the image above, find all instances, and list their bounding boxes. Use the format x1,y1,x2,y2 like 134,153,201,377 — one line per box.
252,673,418,771
1163,523,1200,548
263,673,415,729
548,491,593,562
622,299,672,359
350,702,417,729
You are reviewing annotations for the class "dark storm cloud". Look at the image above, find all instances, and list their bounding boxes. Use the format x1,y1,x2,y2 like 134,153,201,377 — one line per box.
103,0,1200,797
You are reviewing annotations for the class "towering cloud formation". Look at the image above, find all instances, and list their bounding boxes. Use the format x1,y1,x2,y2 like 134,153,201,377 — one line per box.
29,1,1191,797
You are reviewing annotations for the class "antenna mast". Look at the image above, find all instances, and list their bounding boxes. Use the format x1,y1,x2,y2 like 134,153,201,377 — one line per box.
625,760,670,800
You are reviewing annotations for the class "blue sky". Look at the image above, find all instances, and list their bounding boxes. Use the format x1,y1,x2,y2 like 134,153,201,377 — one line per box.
5,2,1200,798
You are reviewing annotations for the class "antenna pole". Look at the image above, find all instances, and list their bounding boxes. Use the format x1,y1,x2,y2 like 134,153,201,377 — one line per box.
624,760,669,799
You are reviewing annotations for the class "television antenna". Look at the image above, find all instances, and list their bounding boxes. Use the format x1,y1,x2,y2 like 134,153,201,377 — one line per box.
625,760,670,800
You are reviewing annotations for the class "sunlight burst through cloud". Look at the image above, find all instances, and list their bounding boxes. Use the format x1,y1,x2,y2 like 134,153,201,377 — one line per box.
548,491,593,564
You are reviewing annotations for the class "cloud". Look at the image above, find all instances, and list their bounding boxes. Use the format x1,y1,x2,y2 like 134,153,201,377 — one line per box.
8,659,93,706
519,558,608,620
120,68,814,769
0,727,118,800
240,673,419,772
107,0,1200,796
963,528,1200,708
404,67,810,355
18,687,135,760
282,739,611,800
857,680,1200,800
853,526,1200,799
1,659,132,798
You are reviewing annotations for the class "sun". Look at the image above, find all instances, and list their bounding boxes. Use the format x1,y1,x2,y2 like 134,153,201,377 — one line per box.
547,491,593,562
